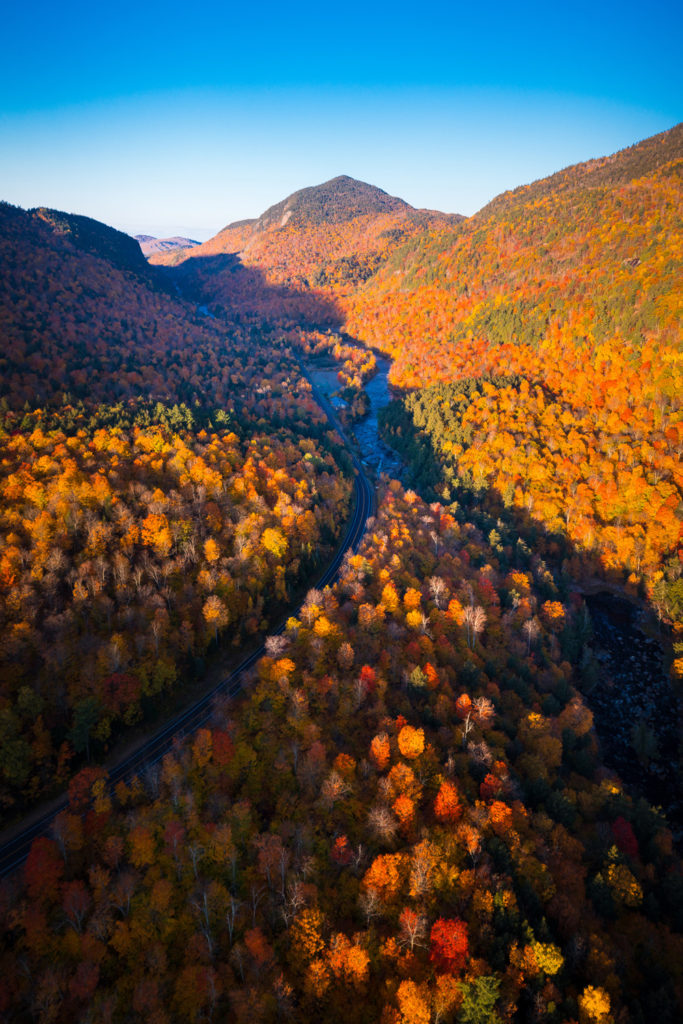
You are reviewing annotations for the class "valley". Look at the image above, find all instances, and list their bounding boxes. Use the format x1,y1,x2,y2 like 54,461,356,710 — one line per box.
0,123,682,1023
0,370,375,878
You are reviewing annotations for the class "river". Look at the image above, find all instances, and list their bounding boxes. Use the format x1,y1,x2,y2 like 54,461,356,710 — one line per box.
311,356,682,839
308,357,403,476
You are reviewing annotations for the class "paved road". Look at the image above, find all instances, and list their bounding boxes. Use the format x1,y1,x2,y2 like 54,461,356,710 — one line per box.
0,379,375,878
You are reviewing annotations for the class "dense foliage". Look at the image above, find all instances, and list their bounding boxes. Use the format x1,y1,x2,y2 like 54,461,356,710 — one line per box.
1,124,682,1022
2,483,681,1022
0,420,348,809
380,374,681,596
30,208,151,278
346,127,683,376
344,127,683,663
0,202,353,812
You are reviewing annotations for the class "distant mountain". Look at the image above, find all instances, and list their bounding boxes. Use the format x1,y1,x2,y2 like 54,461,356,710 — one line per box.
135,234,200,257
199,175,458,254
150,175,461,318
344,123,682,663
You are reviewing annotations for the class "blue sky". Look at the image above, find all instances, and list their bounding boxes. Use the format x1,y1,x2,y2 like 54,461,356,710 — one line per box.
1,0,681,238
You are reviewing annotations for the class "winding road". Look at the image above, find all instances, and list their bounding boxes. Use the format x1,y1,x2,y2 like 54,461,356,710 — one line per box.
0,375,376,879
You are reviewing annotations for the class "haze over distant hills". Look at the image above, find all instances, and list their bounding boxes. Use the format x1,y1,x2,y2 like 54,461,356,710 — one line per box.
134,234,200,257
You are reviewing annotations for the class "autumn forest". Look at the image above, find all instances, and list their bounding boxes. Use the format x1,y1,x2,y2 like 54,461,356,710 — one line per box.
0,124,682,1023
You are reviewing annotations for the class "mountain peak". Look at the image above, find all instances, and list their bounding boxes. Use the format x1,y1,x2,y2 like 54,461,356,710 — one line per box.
256,175,411,229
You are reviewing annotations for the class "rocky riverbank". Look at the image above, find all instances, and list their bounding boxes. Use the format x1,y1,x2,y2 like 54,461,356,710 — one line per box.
308,357,404,477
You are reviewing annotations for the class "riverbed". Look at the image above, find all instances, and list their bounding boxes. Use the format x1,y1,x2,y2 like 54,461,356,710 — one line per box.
311,355,682,838
308,357,404,477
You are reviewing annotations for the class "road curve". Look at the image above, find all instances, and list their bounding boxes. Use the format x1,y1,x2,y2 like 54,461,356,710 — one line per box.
0,377,376,879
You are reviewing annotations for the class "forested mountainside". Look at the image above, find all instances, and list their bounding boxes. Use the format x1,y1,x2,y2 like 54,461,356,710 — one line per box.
31,208,151,278
344,125,683,640
256,175,411,227
0,201,352,811
346,124,683,375
3,482,683,1023
153,130,683,615
150,177,459,318
1,125,682,1024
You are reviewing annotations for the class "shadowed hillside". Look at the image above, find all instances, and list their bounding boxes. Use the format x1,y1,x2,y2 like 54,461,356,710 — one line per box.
0,200,352,812
343,124,682,664
2,129,683,1024
32,207,151,278
150,176,460,314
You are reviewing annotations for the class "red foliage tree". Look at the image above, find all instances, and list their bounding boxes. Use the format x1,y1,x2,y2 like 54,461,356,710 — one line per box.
24,837,63,903
611,817,639,860
429,918,469,974
434,781,462,824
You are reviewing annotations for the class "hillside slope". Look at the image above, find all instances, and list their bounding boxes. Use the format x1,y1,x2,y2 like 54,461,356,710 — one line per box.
3,478,683,1023
255,174,410,228
0,201,351,812
2,139,683,1024
151,176,460,320
33,207,151,278
344,125,683,601
347,124,683,379
0,202,236,407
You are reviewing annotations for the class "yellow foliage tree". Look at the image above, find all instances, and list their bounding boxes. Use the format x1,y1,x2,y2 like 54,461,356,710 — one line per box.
398,725,425,760
202,595,229,640
204,537,221,563
396,979,431,1024
262,526,288,559
579,985,611,1023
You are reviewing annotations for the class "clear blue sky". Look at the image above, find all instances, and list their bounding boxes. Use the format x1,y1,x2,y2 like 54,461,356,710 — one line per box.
1,0,681,239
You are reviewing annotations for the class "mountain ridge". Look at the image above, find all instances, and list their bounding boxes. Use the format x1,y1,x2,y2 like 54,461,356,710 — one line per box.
31,206,150,277
2,125,683,1024
476,120,683,222
150,174,461,313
